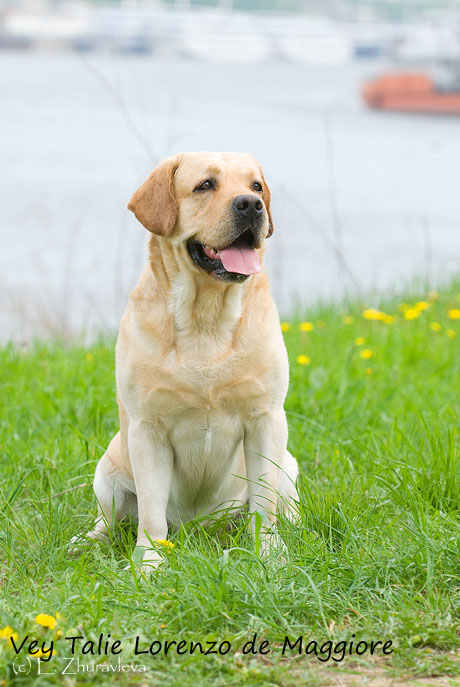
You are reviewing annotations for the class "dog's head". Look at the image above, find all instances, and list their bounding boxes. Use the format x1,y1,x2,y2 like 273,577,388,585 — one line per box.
128,152,274,283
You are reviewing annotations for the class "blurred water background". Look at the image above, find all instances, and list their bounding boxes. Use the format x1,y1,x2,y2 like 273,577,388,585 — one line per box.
1,0,460,341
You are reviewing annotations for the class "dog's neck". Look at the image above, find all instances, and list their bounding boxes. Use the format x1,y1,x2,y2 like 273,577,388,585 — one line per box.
171,271,244,354
149,237,249,359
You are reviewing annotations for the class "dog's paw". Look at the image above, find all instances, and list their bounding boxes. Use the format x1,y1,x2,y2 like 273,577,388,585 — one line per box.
68,534,86,555
123,546,167,575
68,529,108,554
258,528,288,564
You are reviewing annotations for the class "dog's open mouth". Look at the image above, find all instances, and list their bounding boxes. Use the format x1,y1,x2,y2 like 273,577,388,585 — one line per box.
187,229,261,283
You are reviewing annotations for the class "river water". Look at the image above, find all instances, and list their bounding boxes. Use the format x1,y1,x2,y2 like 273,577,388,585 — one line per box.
1,52,460,340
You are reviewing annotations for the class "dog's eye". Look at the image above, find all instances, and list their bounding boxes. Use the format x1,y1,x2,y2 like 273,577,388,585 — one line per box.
194,180,215,192
252,181,263,192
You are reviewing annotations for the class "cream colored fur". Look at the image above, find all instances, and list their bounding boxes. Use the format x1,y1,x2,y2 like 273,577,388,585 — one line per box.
72,152,299,569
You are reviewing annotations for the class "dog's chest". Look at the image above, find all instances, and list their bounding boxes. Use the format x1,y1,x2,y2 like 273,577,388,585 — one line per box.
143,362,262,514
143,357,269,423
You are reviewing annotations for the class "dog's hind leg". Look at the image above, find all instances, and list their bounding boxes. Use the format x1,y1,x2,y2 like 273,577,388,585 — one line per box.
71,432,137,548
277,450,299,520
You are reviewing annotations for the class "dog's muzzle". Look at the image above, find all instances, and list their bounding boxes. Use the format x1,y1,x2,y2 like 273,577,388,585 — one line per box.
232,194,265,249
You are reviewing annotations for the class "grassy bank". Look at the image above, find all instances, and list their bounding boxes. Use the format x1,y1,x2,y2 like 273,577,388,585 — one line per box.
2,283,460,686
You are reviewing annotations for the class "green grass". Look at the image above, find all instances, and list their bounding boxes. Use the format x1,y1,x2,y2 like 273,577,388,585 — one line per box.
2,283,460,686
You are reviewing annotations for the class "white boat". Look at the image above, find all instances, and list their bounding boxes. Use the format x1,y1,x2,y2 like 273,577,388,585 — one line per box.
180,11,271,63
277,18,352,64
393,23,460,63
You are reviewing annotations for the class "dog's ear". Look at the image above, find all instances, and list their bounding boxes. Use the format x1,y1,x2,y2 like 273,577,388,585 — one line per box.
128,154,183,236
259,167,274,238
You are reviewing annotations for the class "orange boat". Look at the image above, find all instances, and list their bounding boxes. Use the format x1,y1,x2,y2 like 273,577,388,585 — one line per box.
362,72,460,114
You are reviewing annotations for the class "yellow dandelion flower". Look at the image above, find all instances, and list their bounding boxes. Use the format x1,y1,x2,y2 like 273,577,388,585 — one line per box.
430,322,441,332
355,337,365,346
85,353,94,363
362,308,385,321
383,315,395,324
161,624,166,629
0,627,14,639
342,315,353,325
297,355,311,366
428,291,438,301
299,322,314,332
155,539,174,549
35,614,57,629
447,329,456,338
404,308,420,320
317,320,326,328
359,349,373,360
415,301,430,311
0,627,19,647
398,303,410,312
280,322,291,332
448,309,460,320
365,368,373,375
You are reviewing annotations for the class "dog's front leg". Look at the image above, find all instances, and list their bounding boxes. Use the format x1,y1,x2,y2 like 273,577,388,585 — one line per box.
244,409,288,557
128,420,173,570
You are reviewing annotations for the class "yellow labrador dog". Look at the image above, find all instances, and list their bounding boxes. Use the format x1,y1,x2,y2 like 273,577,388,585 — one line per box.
78,151,298,568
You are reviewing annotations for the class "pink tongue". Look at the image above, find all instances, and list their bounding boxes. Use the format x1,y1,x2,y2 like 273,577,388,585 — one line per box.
217,238,261,275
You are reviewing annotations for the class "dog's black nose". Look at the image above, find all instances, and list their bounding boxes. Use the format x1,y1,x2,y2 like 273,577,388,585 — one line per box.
232,194,264,219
